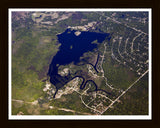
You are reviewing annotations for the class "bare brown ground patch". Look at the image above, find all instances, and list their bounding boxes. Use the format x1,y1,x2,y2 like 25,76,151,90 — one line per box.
12,101,24,108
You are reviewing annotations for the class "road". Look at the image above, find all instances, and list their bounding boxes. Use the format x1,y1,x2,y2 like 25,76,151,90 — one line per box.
12,99,38,105
131,33,142,53
99,12,148,35
100,69,149,114
80,95,101,114
50,106,93,115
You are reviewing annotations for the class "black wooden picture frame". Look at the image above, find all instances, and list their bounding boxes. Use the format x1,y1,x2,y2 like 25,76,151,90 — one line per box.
0,0,159,128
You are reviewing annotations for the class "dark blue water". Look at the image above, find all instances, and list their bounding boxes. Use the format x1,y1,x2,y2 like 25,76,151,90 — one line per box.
48,29,111,98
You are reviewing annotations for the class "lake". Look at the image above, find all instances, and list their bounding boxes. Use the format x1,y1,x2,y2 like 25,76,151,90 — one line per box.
48,28,111,98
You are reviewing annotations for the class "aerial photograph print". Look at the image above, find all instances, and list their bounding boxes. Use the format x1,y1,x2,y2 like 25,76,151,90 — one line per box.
9,8,151,120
